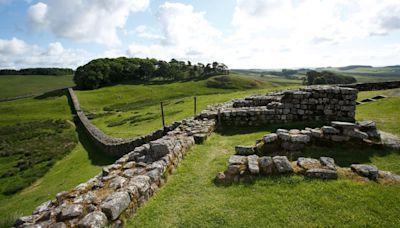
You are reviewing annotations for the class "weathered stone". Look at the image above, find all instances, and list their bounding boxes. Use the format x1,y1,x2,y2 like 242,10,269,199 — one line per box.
289,129,301,134
290,134,310,143
272,156,293,174
108,176,127,190
258,156,274,174
321,126,340,134
78,211,108,228
123,161,135,169
378,171,400,183
149,141,171,161
263,133,278,143
358,120,376,130
33,200,52,214
226,164,241,176
100,191,131,220
350,164,379,180
228,155,247,165
235,145,255,155
319,157,336,170
331,121,357,129
330,135,350,142
129,175,151,195
297,157,320,170
146,169,161,182
305,168,338,180
15,215,35,227
281,142,305,151
49,222,67,228
346,129,369,140
247,155,259,174
310,129,323,138
277,132,291,141
215,172,226,183
276,129,288,134
59,204,83,221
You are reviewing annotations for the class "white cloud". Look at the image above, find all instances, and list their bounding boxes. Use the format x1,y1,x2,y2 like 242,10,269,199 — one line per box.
127,2,222,63
28,0,150,46
0,38,91,69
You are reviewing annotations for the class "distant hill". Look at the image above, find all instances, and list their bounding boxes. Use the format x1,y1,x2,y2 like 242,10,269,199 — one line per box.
338,65,373,71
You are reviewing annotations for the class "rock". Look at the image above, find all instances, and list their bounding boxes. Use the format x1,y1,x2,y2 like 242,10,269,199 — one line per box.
123,161,135,169
272,156,293,174
263,133,278,143
358,120,376,130
378,171,400,183
346,129,368,140
321,126,340,134
14,215,35,227
33,200,52,214
235,146,255,156
258,156,274,175
310,129,323,138
290,134,310,143
108,176,127,190
330,135,350,142
100,191,131,220
289,129,300,134
305,168,338,180
297,157,320,170
228,155,247,165
129,175,151,195
78,211,108,228
149,141,171,161
366,130,380,139
215,172,226,183
226,164,241,176
247,155,259,174
276,129,288,134
146,169,161,182
350,164,379,180
281,142,305,151
331,121,357,129
59,204,83,221
277,132,291,141
193,133,207,144
319,157,336,170
49,222,67,228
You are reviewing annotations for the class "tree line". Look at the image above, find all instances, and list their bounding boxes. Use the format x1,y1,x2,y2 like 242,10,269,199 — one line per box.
304,70,357,85
74,57,229,89
0,68,73,76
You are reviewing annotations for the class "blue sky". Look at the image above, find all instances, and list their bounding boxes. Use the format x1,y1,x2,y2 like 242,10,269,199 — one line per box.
0,0,400,69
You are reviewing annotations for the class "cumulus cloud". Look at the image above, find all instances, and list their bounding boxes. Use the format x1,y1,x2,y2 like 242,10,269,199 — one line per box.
28,0,149,46
0,38,91,69
127,2,222,63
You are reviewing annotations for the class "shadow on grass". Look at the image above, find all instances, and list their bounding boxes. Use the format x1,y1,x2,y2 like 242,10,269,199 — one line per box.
34,88,69,100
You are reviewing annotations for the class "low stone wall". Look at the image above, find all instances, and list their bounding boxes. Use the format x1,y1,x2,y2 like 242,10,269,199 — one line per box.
216,120,400,184
338,80,400,91
198,86,358,126
68,88,180,157
15,118,216,228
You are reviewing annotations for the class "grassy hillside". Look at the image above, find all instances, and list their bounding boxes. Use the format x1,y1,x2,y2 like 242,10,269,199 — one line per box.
76,75,300,138
128,89,400,227
0,75,74,100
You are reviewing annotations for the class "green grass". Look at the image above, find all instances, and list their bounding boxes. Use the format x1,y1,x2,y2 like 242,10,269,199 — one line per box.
76,75,301,138
205,75,266,89
128,125,400,227
0,75,74,100
0,120,77,195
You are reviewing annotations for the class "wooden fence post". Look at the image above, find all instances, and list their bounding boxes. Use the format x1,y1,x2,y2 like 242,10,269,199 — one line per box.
194,96,197,116
160,102,165,130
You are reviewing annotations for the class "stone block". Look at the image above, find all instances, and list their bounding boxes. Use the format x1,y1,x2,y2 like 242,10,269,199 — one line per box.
247,155,259,174
305,168,338,180
350,164,379,180
259,156,274,175
272,156,293,174
235,145,255,156
100,191,131,220
78,211,108,228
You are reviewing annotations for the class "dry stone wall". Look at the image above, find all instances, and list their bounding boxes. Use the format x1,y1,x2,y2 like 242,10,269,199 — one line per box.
15,118,216,228
198,86,358,126
338,80,400,91
68,88,181,157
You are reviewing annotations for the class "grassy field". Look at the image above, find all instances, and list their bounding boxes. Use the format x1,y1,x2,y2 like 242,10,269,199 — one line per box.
127,90,400,227
1,73,399,227
0,75,74,100
76,75,300,138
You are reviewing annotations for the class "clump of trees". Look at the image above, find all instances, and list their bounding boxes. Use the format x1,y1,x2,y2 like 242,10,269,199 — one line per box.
74,57,229,89
303,70,357,85
0,68,73,76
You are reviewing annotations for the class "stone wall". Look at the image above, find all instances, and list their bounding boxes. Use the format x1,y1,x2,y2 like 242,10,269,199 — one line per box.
68,88,181,157
338,80,400,91
15,118,216,228
198,86,358,126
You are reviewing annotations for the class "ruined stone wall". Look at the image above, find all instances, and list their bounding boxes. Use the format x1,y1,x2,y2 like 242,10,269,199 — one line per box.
198,86,358,126
15,118,216,227
68,88,180,157
338,80,400,91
